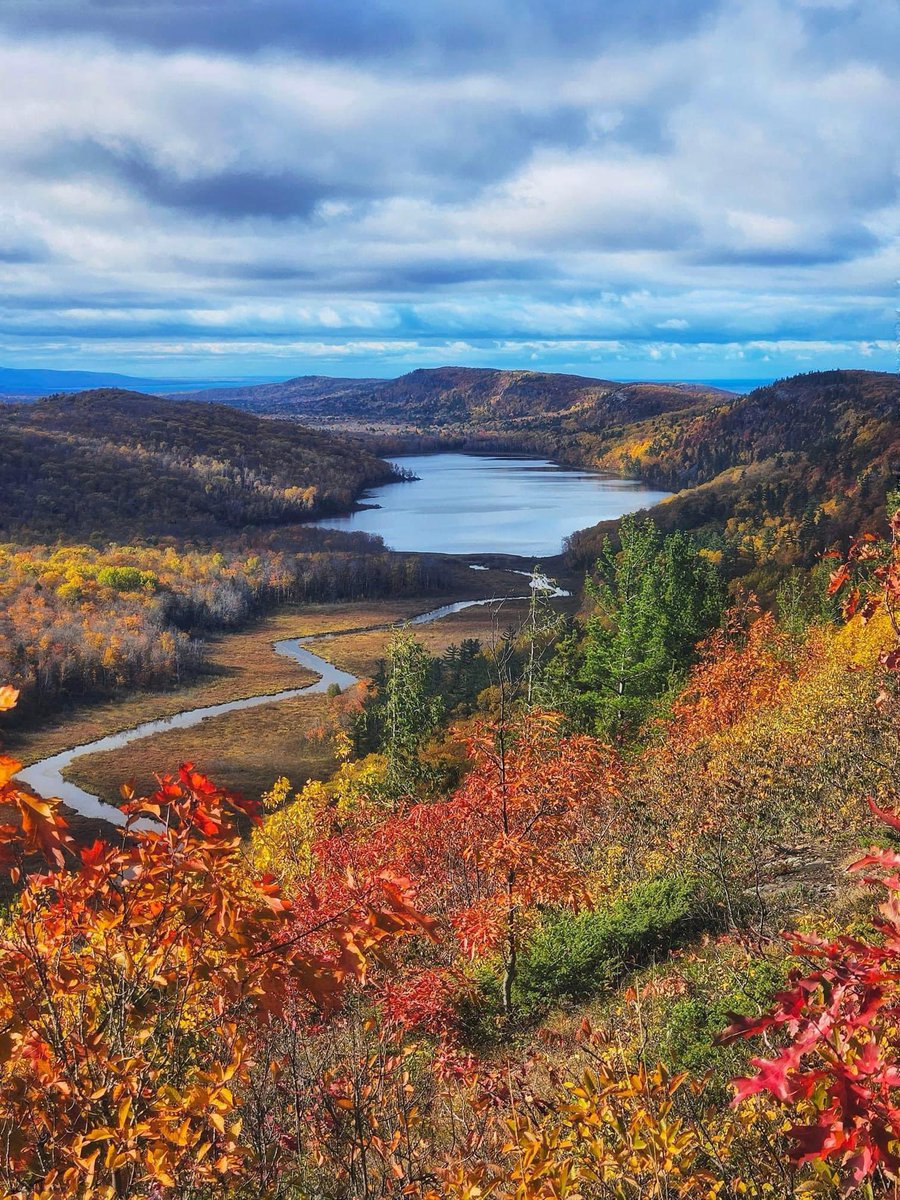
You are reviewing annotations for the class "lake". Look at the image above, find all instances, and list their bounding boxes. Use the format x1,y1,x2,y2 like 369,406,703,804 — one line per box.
311,453,671,556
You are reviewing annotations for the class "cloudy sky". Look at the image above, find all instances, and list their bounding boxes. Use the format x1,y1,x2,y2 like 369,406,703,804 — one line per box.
0,0,897,383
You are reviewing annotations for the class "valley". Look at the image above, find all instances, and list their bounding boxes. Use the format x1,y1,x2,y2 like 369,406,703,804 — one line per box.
3,4,898,1191
1,366,898,1199
12,560,567,825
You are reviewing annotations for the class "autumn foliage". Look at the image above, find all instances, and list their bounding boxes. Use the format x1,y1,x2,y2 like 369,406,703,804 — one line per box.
1,490,898,1199
723,800,900,1189
307,712,622,1014
827,504,900,673
0,693,435,1199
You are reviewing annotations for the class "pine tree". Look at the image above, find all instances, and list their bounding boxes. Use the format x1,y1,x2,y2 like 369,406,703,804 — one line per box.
573,517,724,737
379,628,443,803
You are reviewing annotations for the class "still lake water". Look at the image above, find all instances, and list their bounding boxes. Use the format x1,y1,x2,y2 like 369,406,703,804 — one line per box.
312,453,671,556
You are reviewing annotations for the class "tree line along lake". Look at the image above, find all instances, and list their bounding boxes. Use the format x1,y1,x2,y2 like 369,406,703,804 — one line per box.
310,452,672,556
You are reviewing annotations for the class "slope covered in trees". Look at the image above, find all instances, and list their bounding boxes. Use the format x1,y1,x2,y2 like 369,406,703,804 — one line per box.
178,367,898,592
564,369,899,585
172,372,380,416
0,389,455,723
1,492,898,1199
0,361,898,1198
0,388,403,540
174,366,729,426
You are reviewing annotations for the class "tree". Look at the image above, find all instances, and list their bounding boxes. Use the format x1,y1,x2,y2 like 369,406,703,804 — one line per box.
371,629,444,805
0,690,435,1199
827,493,900,673
317,713,622,1016
519,568,566,709
575,518,723,737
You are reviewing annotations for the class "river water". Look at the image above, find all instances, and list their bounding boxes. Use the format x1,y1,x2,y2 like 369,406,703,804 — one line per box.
15,596,548,825
16,453,669,823
311,452,670,556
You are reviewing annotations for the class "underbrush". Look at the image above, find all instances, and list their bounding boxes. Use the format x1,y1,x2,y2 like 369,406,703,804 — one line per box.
458,874,718,1045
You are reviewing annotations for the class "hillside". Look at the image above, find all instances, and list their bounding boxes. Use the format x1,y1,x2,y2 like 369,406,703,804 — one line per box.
174,367,731,426
0,389,402,540
172,366,899,587
566,369,900,582
173,373,380,416
597,369,899,490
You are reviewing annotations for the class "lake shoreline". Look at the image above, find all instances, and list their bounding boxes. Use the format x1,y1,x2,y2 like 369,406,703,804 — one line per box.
309,450,671,557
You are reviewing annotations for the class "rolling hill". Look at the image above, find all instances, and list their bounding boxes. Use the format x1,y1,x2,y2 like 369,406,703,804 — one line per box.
0,389,402,540
172,365,899,589
0,366,255,399
172,367,732,426
564,370,900,583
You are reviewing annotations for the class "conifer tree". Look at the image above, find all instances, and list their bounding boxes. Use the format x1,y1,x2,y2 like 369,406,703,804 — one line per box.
379,628,443,802
575,517,723,736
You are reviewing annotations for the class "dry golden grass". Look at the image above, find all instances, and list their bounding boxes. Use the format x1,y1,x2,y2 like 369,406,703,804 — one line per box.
65,596,537,805
7,546,573,814
11,598,438,768
66,694,340,808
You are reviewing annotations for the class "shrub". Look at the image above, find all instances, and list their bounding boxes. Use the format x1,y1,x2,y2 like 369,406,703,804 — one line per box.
515,874,710,1010
96,564,159,591
655,953,787,1082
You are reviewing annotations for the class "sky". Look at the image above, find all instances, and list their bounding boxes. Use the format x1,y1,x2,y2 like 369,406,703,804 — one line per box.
0,0,897,384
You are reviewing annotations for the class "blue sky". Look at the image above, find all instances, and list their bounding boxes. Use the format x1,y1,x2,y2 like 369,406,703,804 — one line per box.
0,0,896,383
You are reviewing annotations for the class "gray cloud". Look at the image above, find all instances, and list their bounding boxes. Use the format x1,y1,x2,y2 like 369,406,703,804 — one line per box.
0,0,895,380
25,138,369,219
0,244,45,263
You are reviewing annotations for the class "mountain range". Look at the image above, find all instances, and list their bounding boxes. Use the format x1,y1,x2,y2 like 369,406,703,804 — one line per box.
0,367,895,590
169,367,734,427
0,365,276,399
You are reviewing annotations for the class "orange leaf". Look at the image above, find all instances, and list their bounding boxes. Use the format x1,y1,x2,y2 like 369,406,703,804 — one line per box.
0,755,22,787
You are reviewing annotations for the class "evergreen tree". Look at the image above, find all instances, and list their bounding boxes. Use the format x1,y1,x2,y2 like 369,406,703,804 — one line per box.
378,628,444,803
567,517,724,737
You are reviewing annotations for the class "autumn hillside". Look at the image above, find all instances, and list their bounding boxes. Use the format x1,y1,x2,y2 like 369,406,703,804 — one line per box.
176,365,730,426
600,370,899,492
0,389,402,540
565,369,899,583
178,367,899,591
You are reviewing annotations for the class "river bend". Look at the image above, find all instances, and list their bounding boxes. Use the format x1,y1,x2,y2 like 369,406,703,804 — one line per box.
16,585,563,826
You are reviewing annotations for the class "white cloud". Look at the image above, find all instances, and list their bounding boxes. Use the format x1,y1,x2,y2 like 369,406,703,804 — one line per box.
0,0,895,377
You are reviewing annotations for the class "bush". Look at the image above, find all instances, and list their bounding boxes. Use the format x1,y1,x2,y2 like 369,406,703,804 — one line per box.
514,875,711,1011
654,954,787,1083
96,565,159,592
455,960,505,1049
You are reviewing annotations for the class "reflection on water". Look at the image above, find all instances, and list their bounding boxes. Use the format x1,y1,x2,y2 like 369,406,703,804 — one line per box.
311,453,670,556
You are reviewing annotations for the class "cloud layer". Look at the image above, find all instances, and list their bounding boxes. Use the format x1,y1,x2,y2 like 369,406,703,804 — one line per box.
0,0,896,380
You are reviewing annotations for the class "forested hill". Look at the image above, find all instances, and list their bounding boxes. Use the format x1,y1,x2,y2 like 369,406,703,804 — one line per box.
604,369,899,491
174,367,731,425
0,389,401,540
567,369,900,581
177,373,380,417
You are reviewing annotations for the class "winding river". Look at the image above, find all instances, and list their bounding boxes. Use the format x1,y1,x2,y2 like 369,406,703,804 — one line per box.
15,584,564,826
16,446,667,827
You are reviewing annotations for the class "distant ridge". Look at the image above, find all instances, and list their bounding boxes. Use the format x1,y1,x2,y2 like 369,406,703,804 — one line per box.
167,366,736,424
0,365,276,399
1,364,749,413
